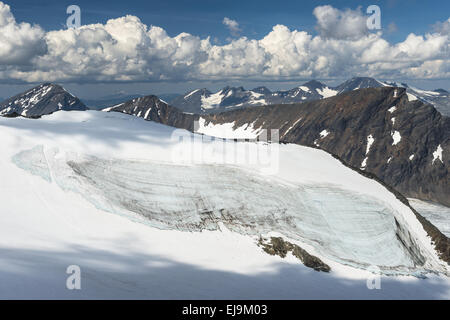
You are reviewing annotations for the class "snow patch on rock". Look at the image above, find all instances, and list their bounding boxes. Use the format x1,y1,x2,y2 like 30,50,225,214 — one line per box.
201,91,225,109
197,118,262,139
320,130,330,139
316,87,338,99
391,131,401,145
407,93,418,101
432,145,443,164
388,106,397,113
366,134,375,155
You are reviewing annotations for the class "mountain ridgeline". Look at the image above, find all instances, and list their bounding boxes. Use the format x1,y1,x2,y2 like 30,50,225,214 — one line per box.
168,77,450,116
2,77,448,116
169,80,340,114
107,87,449,209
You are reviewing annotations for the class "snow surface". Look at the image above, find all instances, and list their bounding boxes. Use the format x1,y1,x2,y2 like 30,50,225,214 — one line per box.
316,87,338,99
196,117,262,139
408,87,441,97
377,80,390,87
184,89,201,99
407,93,418,101
388,106,397,113
409,199,450,238
282,118,302,137
432,145,443,164
366,135,374,155
319,130,329,139
361,157,368,169
201,91,224,109
0,111,449,299
248,91,266,105
299,86,311,93
391,131,401,145
361,135,375,169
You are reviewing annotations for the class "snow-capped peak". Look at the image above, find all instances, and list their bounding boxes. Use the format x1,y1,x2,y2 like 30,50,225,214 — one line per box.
0,83,86,118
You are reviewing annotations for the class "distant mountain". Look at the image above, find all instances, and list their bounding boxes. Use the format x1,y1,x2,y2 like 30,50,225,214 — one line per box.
380,81,450,116
158,93,182,103
84,93,146,110
0,83,87,118
334,77,386,94
84,93,181,110
434,89,449,94
169,88,212,114
104,95,196,130
169,80,338,114
252,86,271,95
168,77,450,116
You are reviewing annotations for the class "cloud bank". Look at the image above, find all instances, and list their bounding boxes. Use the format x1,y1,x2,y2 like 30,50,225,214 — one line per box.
0,2,448,83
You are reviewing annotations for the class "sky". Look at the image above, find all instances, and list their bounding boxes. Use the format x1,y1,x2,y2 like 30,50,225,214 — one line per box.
0,0,449,98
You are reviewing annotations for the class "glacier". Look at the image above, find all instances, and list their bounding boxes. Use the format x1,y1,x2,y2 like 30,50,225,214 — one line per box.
0,110,449,299
12,147,424,272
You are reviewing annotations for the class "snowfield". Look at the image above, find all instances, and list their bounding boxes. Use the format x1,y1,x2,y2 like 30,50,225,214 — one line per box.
409,199,450,237
0,111,449,299
196,117,263,139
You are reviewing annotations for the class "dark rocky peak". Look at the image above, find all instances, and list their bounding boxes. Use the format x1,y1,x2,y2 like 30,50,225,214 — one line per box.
0,83,86,118
302,80,327,89
335,77,384,94
106,95,168,119
434,89,449,95
221,86,246,95
251,86,271,94
106,94,198,131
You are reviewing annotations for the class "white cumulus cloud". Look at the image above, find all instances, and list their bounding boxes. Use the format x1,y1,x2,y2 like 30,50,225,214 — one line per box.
433,18,450,36
0,2,46,65
0,2,448,83
313,5,369,40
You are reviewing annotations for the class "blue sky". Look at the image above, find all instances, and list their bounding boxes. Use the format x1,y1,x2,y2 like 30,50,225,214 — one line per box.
1,0,449,98
9,0,449,42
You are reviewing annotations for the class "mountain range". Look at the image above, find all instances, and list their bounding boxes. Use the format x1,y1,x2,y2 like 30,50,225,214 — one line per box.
169,80,339,114
1,77,448,117
168,77,450,115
